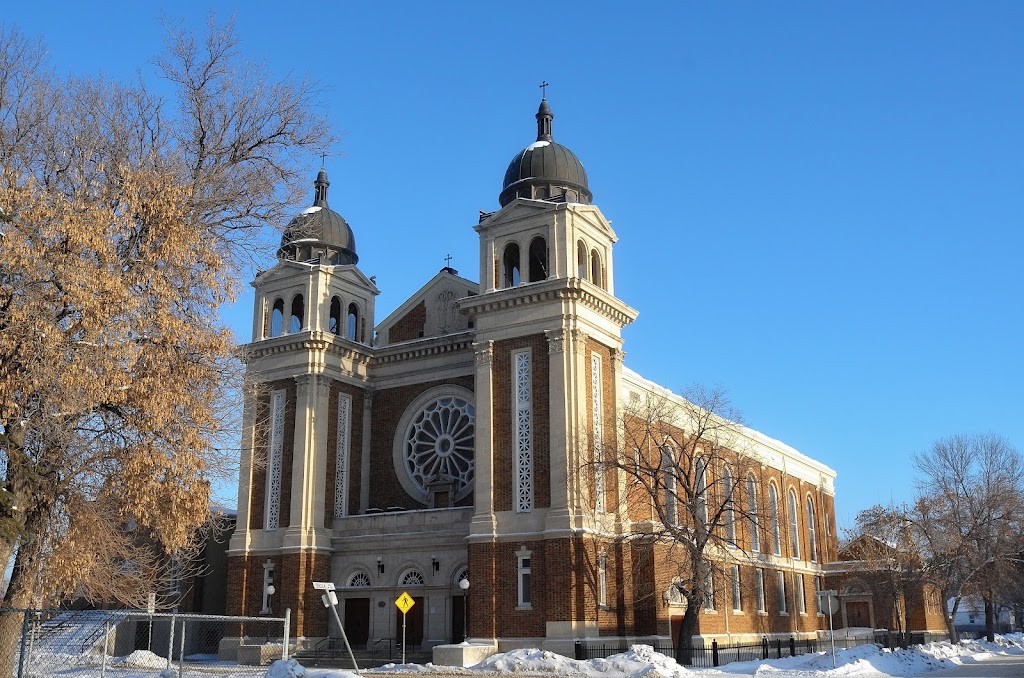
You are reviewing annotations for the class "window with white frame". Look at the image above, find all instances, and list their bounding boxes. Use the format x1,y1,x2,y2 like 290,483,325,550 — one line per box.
591,353,605,512
266,390,286,531
335,394,352,519
661,445,678,526
731,565,742,612
703,568,715,610
806,497,818,563
747,475,760,552
696,458,709,528
513,350,533,513
261,561,275,614
723,467,736,547
598,553,608,607
755,569,766,613
517,547,532,608
814,575,823,614
794,572,805,613
769,484,781,556
788,489,801,559
777,571,788,614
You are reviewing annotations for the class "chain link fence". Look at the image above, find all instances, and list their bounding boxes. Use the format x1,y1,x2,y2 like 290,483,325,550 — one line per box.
0,608,290,678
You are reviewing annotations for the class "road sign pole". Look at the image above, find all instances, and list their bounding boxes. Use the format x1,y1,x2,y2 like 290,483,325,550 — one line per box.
402,610,407,664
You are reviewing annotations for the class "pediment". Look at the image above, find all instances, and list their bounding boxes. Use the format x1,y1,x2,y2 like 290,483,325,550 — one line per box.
253,260,380,294
376,269,479,345
477,199,617,242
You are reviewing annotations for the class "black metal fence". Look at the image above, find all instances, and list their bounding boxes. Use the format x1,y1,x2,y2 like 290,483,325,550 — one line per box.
575,631,919,668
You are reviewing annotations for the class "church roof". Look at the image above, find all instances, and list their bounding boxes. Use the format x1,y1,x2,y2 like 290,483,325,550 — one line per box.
278,168,359,264
498,98,592,208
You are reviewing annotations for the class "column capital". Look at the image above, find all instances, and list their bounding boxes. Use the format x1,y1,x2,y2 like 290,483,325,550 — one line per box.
473,340,494,366
570,328,589,356
545,328,565,354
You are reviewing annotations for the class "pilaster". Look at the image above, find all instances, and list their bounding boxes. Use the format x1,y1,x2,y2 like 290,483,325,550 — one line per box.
359,390,374,513
544,328,573,533
469,341,496,537
284,374,332,551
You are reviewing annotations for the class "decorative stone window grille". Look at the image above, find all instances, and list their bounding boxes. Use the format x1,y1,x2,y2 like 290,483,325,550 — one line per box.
513,350,533,513
400,570,425,586
348,572,371,588
266,390,286,531
335,394,352,519
516,547,532,608
591,353,605,512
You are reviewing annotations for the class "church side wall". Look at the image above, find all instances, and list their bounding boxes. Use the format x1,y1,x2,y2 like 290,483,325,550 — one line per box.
387,301,427,343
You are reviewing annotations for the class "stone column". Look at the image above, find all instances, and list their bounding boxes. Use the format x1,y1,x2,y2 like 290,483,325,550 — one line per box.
544,328,573,534
285,374,331,549
469,341,496,536
359,390,374,512
229,392,258,553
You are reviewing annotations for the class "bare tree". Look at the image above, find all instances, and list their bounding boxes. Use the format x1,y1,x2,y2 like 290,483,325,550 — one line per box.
911,434,1024,642
0,18,336,671
602,385,762,662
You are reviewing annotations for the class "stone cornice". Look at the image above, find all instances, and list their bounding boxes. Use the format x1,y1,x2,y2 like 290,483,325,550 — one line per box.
372,332,475,365
457,278,638,329
241,331,374,364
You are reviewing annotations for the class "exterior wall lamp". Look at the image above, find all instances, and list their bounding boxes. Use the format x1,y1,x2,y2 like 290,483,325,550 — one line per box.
432,556,439,573
377,556,384,576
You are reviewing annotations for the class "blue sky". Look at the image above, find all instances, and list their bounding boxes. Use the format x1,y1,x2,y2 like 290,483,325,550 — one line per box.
7,2,1022,531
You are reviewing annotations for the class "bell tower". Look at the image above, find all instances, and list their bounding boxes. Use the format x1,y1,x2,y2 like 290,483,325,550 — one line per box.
459,98,637,653
228,168,379,640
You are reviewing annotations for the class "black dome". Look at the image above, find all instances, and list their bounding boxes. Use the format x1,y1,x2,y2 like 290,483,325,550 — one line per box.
278,168,358,265
499,99,592,208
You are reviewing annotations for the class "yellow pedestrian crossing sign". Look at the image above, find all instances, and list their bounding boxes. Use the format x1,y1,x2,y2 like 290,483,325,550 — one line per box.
395,591,415,614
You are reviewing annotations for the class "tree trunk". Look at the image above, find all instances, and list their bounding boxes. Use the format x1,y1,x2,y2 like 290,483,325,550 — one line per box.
984,593,995,642
673,600,699,666
0,611,26,678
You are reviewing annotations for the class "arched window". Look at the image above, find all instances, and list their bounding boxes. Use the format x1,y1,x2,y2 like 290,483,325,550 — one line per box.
347,303,359,341
329,296,342,335
768,483,782,556
590,249,603,289
502,243,521,287
723,467,736,547
788,489,801,559
348,572,371,588
528,236,547,282
661,445,677,526
577,241,588,280
695,458,709,528
806,496,818,563
747,475,760,553
270,298,284,338
400,570,425,586
289,295,304,333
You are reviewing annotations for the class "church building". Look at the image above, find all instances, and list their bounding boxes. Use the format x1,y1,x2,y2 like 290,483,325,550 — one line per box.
225,98,840,657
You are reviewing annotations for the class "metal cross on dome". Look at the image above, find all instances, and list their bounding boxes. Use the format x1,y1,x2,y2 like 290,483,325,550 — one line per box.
539,81,549,98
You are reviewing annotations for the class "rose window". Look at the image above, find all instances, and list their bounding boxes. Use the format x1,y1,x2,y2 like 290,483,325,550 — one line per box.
402,396,475,501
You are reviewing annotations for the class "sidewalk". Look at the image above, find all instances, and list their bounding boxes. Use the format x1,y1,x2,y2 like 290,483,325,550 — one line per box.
927,654,1024,677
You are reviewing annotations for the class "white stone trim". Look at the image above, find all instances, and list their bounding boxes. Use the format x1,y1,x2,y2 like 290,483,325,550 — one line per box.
591,352,605,513
513,349,533,513
335,393,352,519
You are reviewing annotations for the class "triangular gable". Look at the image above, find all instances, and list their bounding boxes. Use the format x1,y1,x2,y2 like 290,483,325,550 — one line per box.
479,198,617,242
376,269,479,345
253,260,380,294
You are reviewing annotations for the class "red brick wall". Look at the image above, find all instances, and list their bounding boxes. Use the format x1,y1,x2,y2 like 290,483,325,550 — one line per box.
492,335,551,512
387,301,426,343
324,382,368,526
225,552,331,637
584,339,619,511
369,376,475,509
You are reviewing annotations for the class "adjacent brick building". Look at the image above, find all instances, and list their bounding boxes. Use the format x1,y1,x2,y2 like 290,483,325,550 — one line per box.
226,98,847,656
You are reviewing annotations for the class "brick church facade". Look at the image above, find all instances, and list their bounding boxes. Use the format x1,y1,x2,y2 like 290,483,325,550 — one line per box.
225,98,845,655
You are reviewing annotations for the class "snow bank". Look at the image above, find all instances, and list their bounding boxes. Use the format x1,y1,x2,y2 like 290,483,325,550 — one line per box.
115,649,168,668
267,657,361,678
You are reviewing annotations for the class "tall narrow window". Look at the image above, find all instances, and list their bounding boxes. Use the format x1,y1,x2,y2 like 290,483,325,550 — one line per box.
290,295,304,333
347,303,359,341
528,236,547,282
806,497,818,563
769,484,782,556
577,240,588,280
755,569,766,613
590,249,603,288
335,394,352,519
794,573,806,614
777,571,788,614
731,565,742,612
591,353,605,512
329,296,342,335
661,446,678,526
723,468,736,547
517,548,532,607
598,553,608,607
270,298,285,337
747,475,760,553
788,489,801,559
703,569,715,610
814,576,823,614
261,561,275,614
266,390,286,531
513,350,533,513
503,243,521,287
696,459,709,528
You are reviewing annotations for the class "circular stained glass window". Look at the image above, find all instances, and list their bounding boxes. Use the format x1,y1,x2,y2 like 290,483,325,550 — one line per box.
402,395,475,502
